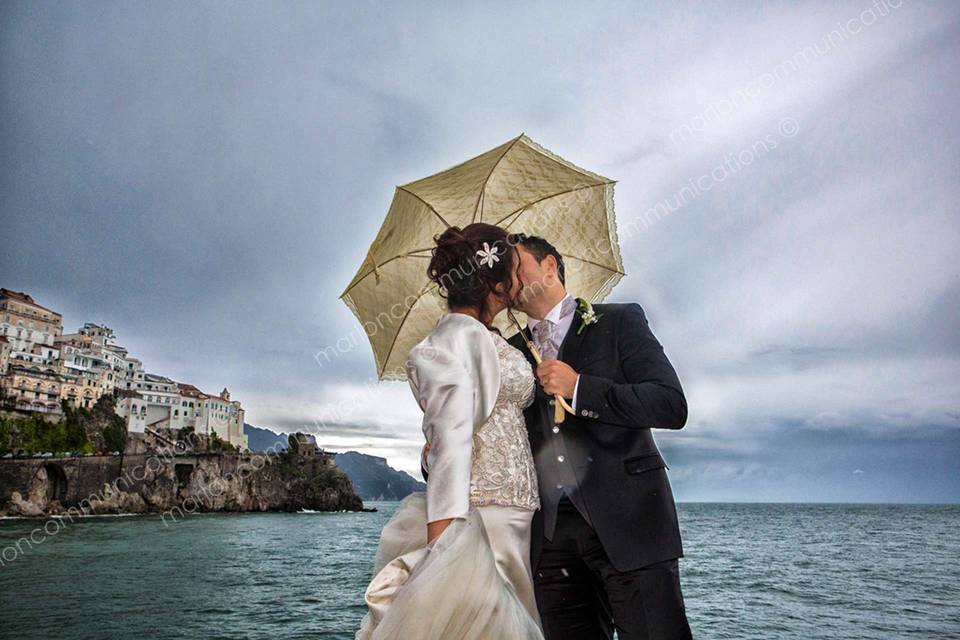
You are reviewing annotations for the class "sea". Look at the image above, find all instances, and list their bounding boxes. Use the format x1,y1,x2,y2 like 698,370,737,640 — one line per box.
0,502,957,639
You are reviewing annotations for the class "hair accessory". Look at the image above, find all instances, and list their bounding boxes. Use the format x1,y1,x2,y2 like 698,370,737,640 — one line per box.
476,242,500,268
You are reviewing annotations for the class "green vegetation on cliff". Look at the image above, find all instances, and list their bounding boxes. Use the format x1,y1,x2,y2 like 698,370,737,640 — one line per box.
0,395,128,455
208,430,237,453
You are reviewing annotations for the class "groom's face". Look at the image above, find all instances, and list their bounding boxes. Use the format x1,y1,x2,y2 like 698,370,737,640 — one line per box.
514,245,558,310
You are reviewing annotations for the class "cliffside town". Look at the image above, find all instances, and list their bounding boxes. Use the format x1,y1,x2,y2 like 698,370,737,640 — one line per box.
0,288,247,450
0,288,378,517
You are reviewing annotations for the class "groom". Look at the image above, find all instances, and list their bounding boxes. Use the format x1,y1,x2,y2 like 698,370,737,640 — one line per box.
507,234,692,640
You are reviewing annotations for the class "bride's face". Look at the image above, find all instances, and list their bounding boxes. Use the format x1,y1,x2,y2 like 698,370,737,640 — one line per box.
488,250,522,315
506,250,523,305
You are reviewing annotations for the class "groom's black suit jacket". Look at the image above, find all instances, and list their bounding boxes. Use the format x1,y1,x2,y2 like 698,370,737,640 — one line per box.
508,302,687,573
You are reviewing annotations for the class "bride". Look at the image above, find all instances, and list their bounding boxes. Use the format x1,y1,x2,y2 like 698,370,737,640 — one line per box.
355,222,544,639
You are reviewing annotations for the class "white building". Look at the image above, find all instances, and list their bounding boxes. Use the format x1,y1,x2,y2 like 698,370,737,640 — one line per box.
177,384,247,450
0,289,62,353
116,382,248,451
2,290,250,449
115,392,168,434
116,355,144,391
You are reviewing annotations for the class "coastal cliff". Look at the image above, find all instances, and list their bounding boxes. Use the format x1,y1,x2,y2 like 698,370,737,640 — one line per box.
0,395,367,518
0,448,365,518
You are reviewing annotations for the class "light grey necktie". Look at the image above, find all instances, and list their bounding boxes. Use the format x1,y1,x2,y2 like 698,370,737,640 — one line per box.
535,319,557,361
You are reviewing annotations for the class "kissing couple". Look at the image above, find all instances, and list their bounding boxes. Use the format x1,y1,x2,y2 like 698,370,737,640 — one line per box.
355,222,693,640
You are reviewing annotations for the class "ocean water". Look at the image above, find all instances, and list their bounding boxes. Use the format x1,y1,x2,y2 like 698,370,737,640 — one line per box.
0,503,957,639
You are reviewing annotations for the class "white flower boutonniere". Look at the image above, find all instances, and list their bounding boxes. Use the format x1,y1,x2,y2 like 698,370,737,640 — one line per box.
575,297,604,335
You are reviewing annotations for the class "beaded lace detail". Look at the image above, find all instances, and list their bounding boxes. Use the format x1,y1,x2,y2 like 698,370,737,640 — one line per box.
469,331,540,511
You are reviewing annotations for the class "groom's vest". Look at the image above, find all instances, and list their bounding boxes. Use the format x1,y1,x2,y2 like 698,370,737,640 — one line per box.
525,296,595,539
532,382,595,540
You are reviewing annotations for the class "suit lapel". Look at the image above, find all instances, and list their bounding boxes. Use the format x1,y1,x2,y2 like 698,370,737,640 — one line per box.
558,306,586,368
509,328,538,369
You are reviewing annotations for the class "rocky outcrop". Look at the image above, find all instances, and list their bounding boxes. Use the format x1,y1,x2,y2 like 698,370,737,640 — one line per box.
0,448,365,518
242,424,427,502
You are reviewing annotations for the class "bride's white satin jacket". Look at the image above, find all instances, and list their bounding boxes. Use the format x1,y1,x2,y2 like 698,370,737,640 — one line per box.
405,313,500,524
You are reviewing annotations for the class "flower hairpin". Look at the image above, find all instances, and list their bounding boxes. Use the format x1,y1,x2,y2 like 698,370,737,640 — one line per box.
476,242,500,268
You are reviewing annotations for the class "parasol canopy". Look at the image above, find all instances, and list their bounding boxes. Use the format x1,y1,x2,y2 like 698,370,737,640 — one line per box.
340,133,624,381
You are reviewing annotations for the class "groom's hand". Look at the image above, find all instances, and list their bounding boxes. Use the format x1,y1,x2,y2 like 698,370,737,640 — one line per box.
537,360,579,399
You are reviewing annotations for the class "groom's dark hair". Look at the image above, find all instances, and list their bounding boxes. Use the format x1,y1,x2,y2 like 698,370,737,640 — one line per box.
515,234,565,286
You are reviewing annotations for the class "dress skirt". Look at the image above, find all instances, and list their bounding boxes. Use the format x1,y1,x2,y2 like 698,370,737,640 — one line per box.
355,491,544,640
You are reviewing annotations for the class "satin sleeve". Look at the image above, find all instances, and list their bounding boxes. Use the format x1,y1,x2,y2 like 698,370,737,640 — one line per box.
406,343,475,524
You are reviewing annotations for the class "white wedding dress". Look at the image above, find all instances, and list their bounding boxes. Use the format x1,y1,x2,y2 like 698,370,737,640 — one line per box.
355,313,544,640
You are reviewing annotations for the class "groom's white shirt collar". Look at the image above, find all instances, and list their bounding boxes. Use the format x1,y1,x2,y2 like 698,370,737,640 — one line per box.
527,292,575,335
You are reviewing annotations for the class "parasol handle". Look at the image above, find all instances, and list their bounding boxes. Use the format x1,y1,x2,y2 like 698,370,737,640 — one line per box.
507,311,574,424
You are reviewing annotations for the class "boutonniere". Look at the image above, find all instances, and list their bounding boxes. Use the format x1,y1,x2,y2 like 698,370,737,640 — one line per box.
575,297,604,335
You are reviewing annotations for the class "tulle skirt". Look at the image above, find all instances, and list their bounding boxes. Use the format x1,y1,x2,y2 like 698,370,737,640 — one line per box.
355,491,545,640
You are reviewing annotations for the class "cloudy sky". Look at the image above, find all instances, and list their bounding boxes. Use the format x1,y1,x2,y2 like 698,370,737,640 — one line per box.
2,1,957,502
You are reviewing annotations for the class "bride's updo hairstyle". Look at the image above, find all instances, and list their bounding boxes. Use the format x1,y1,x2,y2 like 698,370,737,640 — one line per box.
427,222,520,320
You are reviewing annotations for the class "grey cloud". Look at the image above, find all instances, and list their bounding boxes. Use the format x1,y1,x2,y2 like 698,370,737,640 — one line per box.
268,418,411,442
2,1,957,501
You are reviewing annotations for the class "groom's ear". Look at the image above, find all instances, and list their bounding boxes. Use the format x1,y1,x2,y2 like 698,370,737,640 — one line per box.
544,246,566,286
544,256,563,286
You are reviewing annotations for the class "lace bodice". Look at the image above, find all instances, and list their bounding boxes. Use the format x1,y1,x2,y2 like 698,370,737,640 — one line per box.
469,331,540,511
